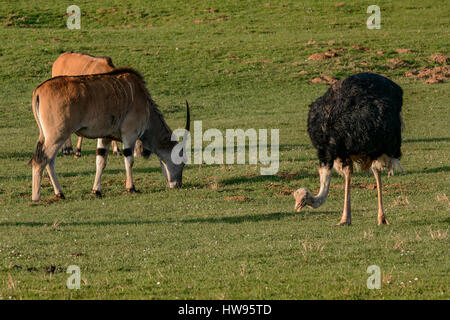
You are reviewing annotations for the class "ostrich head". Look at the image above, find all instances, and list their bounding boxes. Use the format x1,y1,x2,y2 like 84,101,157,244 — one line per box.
293,188,314,212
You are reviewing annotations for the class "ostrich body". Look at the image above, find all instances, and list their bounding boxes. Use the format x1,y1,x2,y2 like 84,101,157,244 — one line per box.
294,72,404,225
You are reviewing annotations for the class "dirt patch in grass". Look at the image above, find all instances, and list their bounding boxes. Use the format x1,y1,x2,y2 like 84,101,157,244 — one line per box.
429,53,449,64
404,65,449,84
387,58,409,68
396,48,414,54
351,45,370,51
276,172,299,180
329,48,346,54
266,183,293,196
98,8,118,14
224,195,250,202
308,52,337,61
310,73,337,85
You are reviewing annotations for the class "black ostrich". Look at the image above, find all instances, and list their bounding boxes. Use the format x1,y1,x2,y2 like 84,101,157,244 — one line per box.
293,72,404,225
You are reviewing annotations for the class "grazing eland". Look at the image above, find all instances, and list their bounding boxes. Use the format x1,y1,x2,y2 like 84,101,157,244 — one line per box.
29,68,190,201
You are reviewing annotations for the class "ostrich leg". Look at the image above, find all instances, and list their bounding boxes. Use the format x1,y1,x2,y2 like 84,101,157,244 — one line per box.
336,165,352,226
371,166,389,225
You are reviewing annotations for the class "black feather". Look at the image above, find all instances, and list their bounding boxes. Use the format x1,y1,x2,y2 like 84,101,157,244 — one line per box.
307,72,403,168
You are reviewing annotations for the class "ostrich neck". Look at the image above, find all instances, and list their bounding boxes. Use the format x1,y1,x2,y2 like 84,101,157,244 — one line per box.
311,166,331,208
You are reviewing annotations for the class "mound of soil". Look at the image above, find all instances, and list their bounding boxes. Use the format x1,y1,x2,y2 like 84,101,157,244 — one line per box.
351,45,370,51
388,58,408,68
224,196,250,202
404,65,449,84
396,48,414,54
310,73,337,85
308,53,330,61
429,53,449,64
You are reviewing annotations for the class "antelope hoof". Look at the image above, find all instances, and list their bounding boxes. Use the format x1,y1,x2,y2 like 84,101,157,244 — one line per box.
62,147,74,156
49,193,65,201
92,190,102,198
56,193,65,200
127,186,140,194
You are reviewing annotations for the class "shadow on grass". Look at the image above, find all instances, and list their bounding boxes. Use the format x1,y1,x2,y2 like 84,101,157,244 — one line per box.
0,149,124,160
0,210,336,227
406,166,450,174
403,137,450,143
0,166,162,181
219,170,317,186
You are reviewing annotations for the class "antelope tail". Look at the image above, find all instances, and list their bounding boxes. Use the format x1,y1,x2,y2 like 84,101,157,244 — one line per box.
29,94,47,166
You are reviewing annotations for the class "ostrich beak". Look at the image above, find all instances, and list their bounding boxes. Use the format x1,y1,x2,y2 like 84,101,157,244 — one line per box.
294,195,307,212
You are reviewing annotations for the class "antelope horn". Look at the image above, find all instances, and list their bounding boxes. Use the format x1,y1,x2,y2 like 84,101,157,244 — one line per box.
185,100,190,132
180,100,191,163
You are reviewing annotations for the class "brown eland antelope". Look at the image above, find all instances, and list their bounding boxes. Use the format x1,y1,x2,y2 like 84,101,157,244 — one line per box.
52,51,122,157
29,68,190,201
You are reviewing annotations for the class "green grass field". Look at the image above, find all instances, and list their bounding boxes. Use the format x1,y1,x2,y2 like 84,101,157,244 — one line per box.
0,0,448,299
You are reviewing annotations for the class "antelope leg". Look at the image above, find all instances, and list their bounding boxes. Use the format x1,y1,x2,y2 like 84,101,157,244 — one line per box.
92,138,112,197
75,136,83,158
122,139,137,192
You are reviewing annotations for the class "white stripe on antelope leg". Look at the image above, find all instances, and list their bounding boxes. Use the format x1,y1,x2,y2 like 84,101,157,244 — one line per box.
92,138,112,197
122,140,137,193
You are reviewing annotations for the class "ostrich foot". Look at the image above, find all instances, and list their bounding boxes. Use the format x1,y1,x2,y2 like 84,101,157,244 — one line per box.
92,190,102,198
112,149,122,156
335,220,351,226
74,148,82,158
